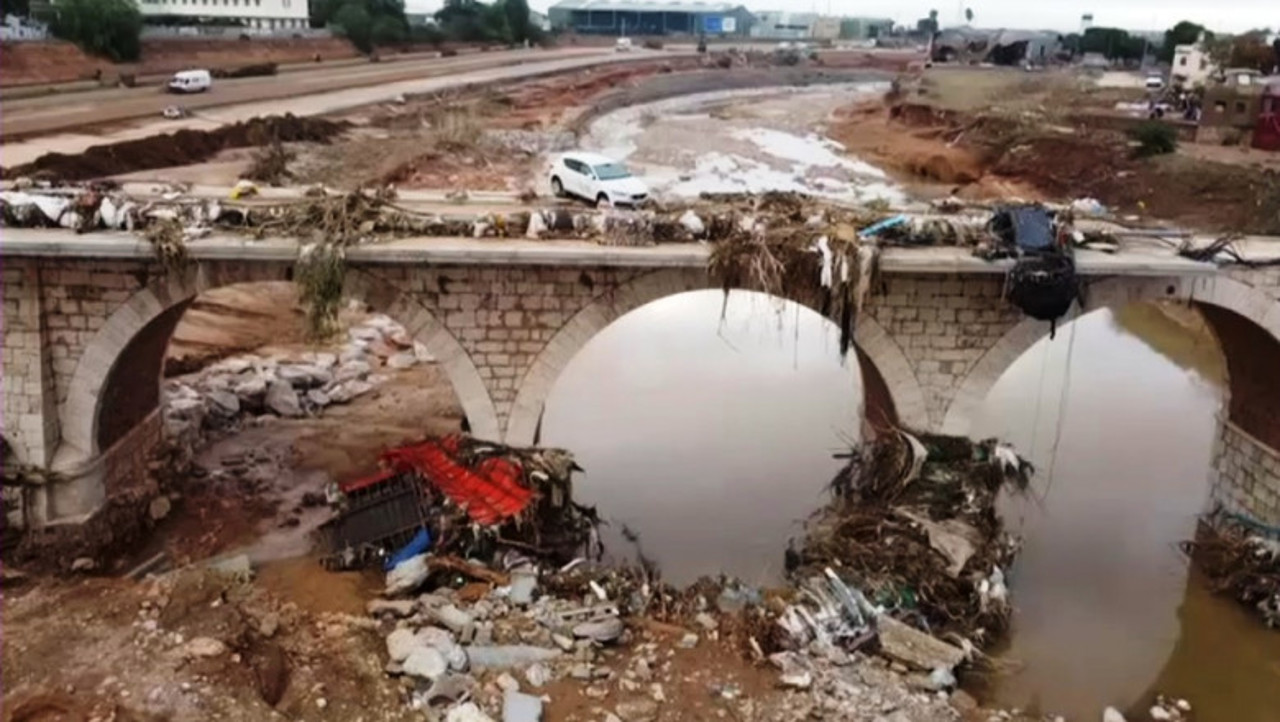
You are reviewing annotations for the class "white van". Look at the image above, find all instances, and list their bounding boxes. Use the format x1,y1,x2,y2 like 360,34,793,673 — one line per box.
168,69,212,94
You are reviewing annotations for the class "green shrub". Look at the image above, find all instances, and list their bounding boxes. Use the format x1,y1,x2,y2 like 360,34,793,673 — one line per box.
50,0,143,62
1129,121,1178,158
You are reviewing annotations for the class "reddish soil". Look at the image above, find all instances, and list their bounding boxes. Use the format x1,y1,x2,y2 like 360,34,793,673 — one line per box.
136,37,357,78
0,40,112,88
0,37,358,89
830,98,1280,233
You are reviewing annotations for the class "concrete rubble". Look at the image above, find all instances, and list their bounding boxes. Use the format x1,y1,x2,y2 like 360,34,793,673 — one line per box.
161,312,430,455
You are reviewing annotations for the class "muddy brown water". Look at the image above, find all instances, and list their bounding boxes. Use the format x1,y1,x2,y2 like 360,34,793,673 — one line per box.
540,291,1280,721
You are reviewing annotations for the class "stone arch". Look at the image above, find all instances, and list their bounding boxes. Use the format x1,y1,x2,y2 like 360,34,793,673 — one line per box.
54,265,498,471
504,267,929,445
940,275,1280,436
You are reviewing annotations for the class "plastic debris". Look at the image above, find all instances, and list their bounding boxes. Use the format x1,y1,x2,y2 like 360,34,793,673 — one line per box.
385,528,432,571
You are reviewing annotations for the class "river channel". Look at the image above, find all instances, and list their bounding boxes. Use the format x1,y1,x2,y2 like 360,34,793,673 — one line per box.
540,86,1280,721
541,292,1280,721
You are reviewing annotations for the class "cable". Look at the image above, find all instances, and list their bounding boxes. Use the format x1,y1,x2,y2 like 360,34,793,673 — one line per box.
1040,308,1080,503
1027,327,1051,462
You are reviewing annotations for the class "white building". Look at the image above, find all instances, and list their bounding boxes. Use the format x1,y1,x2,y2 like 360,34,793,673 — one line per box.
136,0,310,31
1172,41,1216,87
0,13,49,40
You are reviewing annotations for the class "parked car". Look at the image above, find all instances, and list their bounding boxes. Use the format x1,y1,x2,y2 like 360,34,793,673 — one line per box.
615,37,633,52
1144,73,1166,90
168,69,212,94
549,152,649,208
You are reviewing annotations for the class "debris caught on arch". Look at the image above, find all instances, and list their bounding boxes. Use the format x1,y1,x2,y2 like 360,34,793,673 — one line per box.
1180,509,1280,628
791,429,1032,651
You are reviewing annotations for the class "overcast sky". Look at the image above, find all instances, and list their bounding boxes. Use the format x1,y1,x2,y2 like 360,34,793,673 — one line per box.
405,0,1276,34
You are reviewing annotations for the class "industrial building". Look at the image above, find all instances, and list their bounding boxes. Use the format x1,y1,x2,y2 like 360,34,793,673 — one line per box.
548,0,754,37
748,11,817,40
134,0,311,30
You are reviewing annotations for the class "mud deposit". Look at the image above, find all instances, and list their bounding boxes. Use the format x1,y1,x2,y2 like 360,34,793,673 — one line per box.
5,115,349,182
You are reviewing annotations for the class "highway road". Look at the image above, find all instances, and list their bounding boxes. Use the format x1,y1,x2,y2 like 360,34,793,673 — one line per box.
0,49,685,168
0,48,610,141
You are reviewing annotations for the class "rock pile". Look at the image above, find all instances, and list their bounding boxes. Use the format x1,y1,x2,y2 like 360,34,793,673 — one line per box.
162,313,434,449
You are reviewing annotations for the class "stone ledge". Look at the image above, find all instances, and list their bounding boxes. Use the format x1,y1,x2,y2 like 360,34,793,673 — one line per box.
0,230,1225,276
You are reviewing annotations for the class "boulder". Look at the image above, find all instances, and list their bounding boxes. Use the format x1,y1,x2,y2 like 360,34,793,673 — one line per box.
265,381,303,418
403,647,448,681
446,703,495,722
206,390,240,416
326,380,373,405
572,617,624,643
306,389,331,408
614,700,658,722
334,360,372,383
213,358,254,374
465,645,560,669
368,599,417,618
387,628,419,662
233,375,268,402
166,397,205,418
183,637,227,658
148,496,172,521
432,604,475,635
386,351,418,370
502,690,543,722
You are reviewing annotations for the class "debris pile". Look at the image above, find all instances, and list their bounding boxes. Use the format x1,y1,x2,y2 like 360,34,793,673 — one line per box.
319,434,597,573
163,313,432,451
3,114,349,182
1181,510,1280,628
791,430,1031,653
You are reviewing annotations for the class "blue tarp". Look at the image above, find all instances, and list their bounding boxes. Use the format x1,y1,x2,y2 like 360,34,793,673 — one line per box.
385,528,432,571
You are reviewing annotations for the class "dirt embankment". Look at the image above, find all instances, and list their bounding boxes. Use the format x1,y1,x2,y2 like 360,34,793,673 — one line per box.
0,40,113,88
5,115,349,182
0,37,359,88
829,96,1280,233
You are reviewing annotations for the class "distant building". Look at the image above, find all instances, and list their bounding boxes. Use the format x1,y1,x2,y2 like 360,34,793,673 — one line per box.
134,0,311,30
1172,41,1217,87
1200,70,1270,146
0,13,49,40
931,27,1061,65
811,16,839,40
749,10,817,39
547,0,753,37
839,17,893,41
530,10,551,32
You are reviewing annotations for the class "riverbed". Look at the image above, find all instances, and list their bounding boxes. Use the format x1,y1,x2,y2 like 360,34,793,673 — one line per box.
539,80,1280,719
578,83,907,205
541,291,1280,721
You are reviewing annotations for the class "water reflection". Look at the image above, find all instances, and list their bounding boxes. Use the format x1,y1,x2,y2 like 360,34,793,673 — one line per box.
972,305,1280,720
541,290,862,586
542,294,1279,720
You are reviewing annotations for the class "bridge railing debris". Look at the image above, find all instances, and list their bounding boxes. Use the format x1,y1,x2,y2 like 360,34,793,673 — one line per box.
2,183,1148,343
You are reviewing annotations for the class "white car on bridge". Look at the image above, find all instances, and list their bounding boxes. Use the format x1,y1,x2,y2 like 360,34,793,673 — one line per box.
548,152,650,208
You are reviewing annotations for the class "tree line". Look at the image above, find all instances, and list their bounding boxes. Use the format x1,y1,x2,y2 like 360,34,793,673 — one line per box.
34,0,538,63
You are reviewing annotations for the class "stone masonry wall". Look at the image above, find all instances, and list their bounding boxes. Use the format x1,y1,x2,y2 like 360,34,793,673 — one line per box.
1210,419,1280,529
2,259,60,466
6,255,1278,528
864,273,1025,429
362,264,648,429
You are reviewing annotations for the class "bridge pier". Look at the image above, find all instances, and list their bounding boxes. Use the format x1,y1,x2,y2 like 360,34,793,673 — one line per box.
2,261,62,469
1210,417,1280,529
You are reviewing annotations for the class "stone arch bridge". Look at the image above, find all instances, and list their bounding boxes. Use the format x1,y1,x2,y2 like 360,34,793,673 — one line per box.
4,234,1278,531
